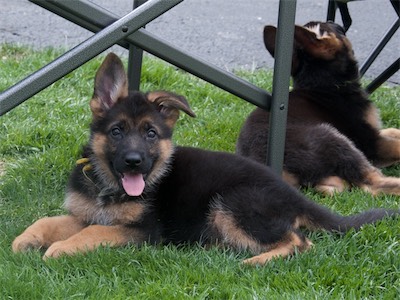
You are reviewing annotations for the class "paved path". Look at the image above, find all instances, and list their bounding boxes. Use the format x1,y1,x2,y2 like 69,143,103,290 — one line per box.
1,0,399,84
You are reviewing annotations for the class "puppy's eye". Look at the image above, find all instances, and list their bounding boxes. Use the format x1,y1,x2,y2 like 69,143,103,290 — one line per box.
110,127,122,139
146,129,157,139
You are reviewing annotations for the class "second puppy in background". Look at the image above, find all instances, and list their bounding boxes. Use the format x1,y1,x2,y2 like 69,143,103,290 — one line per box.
236,21,400,196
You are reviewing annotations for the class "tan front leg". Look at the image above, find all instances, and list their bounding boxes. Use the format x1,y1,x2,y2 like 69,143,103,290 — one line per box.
376,135,400,167
380,128,400,139
43,224,145,259
12,215,85,253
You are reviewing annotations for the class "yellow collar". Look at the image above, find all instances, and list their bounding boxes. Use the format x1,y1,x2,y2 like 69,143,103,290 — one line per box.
76,157,92,172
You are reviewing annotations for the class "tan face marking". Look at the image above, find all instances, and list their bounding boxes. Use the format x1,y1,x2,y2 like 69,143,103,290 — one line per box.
146,139,174,187
90,133,119,189
91,133,108,156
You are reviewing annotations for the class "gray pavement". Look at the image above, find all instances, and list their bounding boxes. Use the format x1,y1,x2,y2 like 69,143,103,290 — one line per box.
1,0,399,84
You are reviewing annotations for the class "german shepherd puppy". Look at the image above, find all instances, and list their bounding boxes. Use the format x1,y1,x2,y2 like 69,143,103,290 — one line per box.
236,21,400,195
12,53,398,265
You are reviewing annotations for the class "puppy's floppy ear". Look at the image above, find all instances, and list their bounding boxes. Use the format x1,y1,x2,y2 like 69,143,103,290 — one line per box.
263,25,277,57
147,91,196,127
90,53,128,118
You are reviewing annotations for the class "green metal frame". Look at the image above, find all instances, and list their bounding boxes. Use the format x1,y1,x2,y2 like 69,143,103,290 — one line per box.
327,0,400,94
0,0,297,174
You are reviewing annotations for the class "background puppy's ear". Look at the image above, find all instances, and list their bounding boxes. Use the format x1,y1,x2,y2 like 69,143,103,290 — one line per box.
263,25,300,75
147,91,196,127
263,26,277,57
90,53,128,118
294,25,341,60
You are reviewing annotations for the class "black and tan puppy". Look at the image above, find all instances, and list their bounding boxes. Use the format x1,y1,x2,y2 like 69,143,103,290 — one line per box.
236,21,400,195
12,53,398,265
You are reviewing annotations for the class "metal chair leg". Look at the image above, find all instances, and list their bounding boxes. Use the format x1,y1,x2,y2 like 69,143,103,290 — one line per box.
359,18,399,76
366,58,400,94
266,0,297,173
128,0,147,91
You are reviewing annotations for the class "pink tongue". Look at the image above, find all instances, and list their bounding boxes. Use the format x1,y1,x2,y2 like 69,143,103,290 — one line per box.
121,173,145,196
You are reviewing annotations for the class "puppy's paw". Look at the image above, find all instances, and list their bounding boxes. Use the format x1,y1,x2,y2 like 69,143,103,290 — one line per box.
43,241,75,259
43,241,85,259
242,254,269,266
12,233,44,253
380,128,400,139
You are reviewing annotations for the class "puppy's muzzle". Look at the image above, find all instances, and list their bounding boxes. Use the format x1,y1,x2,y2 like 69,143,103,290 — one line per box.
124,151,144,168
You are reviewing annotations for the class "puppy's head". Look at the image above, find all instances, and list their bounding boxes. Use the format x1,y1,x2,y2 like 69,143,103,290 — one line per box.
88,53,195,196
263,21,359,87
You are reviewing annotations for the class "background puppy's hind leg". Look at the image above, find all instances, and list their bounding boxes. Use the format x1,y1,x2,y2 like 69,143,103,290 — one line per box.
242,231,313,265
12,215,85,253
375,135,400,167
308,125,399,194
315,176,348,196
363,168,400,196
282,170,300,188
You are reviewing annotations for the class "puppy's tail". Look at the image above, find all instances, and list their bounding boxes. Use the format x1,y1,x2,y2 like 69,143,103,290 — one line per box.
300,201,399,233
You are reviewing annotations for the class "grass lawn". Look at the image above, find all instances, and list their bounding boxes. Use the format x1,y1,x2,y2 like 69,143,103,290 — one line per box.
0,45,399,299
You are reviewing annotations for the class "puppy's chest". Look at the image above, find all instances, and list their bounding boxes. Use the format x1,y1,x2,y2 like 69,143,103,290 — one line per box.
65,190,152,226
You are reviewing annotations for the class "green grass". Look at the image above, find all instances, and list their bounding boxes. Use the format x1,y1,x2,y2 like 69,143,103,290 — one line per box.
0,44,399,299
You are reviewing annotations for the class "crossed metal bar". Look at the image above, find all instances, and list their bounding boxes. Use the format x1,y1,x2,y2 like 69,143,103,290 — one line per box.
0,0,297,174
327,0,400,94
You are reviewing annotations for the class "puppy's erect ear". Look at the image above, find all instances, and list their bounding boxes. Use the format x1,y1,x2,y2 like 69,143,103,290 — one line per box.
90,53,128,118
263,25,300,75
264,23,342,62
147,91,196,127
263,25,277,57
294,24,342,60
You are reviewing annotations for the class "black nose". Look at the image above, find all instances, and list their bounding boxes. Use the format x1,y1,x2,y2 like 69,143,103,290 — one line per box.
124,152,143,167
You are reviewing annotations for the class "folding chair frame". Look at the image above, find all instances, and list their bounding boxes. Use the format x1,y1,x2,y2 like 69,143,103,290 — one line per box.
327,0,400,94
0,0,297,174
